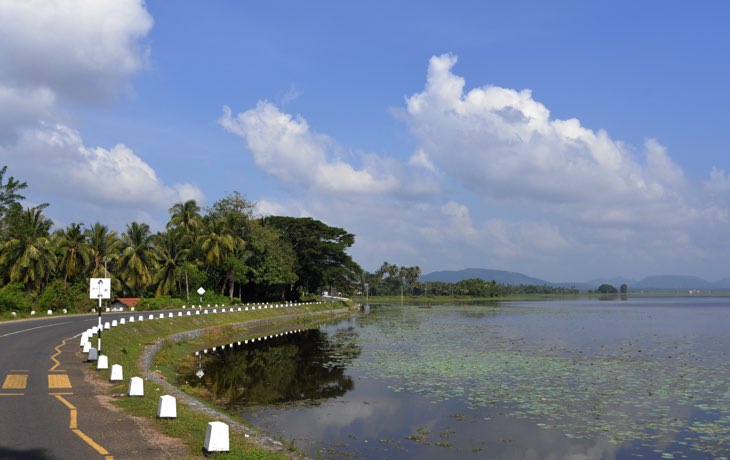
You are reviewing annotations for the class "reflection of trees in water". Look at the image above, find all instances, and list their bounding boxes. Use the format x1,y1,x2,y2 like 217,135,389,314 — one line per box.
186,329,361,407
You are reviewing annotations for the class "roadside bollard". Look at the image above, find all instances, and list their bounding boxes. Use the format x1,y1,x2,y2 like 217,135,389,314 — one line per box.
157,395,177,419
203,421,229,453
128,376,144,396
110,364,123,382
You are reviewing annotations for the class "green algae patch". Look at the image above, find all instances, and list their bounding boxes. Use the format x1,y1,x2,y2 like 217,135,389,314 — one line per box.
338,304,730,458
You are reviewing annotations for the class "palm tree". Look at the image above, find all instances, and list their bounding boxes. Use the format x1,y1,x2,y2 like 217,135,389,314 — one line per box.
168,200,201,239
0,206,57,291
118,221,157,296
53,223,91,285
197,217,244,296
198,218,238,267
85,223,120,278
153,228,188,296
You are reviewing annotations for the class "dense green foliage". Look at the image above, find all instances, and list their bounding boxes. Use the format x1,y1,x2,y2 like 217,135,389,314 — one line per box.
596,283,619,294
0,167,361,312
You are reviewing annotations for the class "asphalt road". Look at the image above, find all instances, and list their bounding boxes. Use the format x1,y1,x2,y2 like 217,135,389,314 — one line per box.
0,311,173,460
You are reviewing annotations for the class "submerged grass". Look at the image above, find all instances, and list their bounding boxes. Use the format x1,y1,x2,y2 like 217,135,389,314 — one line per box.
94,302,353,459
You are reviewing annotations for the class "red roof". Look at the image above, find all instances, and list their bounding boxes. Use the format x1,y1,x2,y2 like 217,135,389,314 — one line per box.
114,298,141,308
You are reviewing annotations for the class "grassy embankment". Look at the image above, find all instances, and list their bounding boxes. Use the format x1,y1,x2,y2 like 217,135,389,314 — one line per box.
93,301,354,460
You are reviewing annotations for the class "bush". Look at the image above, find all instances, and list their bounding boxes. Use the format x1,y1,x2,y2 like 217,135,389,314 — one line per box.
137,296,184,311
0,283,31,312
38,280,86,312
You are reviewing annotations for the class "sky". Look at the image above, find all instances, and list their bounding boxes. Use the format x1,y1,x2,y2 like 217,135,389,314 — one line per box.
0,1,729,282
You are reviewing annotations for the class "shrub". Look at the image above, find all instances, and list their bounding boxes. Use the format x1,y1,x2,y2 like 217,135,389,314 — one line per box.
0,283,31,312
38,280,86,312
137,296,184,310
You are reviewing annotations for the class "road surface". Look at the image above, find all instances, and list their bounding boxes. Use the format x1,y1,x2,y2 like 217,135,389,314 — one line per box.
0,312,176,460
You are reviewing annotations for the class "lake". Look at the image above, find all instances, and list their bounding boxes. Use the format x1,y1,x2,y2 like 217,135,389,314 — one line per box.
185,298,730,459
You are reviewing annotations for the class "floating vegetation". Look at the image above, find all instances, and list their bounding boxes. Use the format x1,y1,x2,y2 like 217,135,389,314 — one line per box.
330,303,730,458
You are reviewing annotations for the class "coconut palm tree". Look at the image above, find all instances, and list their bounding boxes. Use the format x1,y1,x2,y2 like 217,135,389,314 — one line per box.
53,223,92,285
118,221,157,296
153,228,188,296
197,216,244,295
168,200,201,238
0,206,56,291
85,223,120,278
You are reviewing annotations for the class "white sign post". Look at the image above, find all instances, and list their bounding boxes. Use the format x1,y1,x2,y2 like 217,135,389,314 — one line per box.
90,278,111,352
197,287,205,303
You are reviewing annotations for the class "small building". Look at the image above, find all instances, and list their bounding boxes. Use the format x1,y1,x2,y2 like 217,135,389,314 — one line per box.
110,297,141,311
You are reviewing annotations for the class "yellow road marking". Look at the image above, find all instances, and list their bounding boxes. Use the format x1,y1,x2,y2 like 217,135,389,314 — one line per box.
0,393,24,396
53,395,113,458
2,374,28,389
49,337,69,371
53,394,75,410
48,374,72,389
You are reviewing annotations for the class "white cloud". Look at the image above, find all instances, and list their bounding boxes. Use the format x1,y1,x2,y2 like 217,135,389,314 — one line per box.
404,54,694,228
0,0,152,106
222,54,730,281
408,149,438,173
0,123,203,210
219,102,400,194
0,0,201,229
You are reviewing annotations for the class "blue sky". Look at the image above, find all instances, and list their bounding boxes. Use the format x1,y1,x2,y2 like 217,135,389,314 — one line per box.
1,1,729,282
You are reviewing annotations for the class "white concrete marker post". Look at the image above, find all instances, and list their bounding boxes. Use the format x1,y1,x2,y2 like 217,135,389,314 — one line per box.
157,395,177,419
110,364,123,382
129,376,144,396
89,278,111,352
203,421,229,453
83,341,92,353
97,355,109,370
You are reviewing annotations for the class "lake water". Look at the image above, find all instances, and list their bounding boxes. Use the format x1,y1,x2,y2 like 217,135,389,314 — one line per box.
187,298,730,459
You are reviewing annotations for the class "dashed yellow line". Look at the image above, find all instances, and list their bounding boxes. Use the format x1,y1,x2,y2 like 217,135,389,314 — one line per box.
53,394,113,459
50,338,113,459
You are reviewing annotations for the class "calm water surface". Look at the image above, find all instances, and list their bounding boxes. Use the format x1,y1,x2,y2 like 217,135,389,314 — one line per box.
186,298,730,459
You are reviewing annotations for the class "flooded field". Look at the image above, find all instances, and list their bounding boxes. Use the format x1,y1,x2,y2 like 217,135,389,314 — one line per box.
183,298,730,459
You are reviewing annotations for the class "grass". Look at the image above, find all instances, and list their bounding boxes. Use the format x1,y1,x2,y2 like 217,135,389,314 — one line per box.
90,301,354,459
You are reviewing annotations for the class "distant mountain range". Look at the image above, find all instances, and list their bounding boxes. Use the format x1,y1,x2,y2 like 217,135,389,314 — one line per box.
420,268,730,291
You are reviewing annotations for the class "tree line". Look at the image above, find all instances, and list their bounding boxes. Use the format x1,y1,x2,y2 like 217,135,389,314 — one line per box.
362,261,579,297
0,166,361,312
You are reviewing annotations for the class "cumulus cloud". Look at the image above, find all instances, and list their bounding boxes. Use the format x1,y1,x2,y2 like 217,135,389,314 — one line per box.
0,123,203,209
223,54,730,280
219,102,401,194
0,0,153,107
0,0,201,228
404,54,694,228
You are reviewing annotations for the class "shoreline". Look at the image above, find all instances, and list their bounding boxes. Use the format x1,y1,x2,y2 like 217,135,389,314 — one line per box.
95,302,355,459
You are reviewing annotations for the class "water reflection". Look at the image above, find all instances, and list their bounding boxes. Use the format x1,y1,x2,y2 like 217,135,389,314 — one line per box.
183,328,361,408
